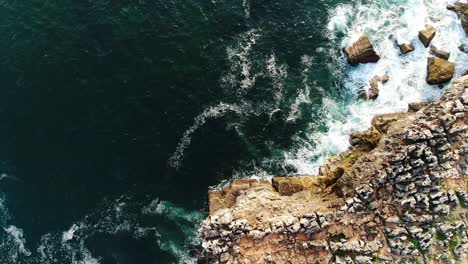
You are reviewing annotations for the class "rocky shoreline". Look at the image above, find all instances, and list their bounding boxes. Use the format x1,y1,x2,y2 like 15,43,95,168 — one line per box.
198,3,468,264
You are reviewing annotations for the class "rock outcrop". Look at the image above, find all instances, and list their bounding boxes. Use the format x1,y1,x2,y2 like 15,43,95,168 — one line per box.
344,36,380,65
399,43,415,54
448,1,468,35
427,57,455,85
199,76,468,264
419,25,436,47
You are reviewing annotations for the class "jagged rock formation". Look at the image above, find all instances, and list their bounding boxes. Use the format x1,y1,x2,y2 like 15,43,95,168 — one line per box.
419,25,436,47
344,36,380,65
427,57,455,85
198,76,468,264
448,1,468,35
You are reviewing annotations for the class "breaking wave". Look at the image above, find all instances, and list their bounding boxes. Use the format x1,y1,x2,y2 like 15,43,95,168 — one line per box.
283,0,468,174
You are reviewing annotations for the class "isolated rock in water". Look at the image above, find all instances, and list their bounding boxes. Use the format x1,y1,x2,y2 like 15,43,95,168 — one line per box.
408,102,429,112
427,57,455,85
381,73,389,83
460,44,468,53
430,45,450,60
399,43,415,54
367,74,389,100
344,35,380,65
368,77,380,100
449,2,468,35
418,25,436,47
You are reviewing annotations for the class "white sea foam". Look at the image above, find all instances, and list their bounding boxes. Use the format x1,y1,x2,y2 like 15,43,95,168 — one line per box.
62,224,80,242
266,52,288,103
28,195,203,264
4,225,32,258
168,102,242,169
287,55,314,122
142,198,164,215
78,250,100,264
284,0,468,174
222,29,261,94
242,0,251,19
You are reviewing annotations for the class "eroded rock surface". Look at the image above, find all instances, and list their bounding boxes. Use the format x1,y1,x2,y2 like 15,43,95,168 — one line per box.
344,36,380,65
199,76,468,264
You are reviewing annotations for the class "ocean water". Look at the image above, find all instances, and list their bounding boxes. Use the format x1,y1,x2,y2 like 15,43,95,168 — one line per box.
0,0,466,263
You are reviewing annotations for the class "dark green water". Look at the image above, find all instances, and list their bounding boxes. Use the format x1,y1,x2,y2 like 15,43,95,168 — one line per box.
0,1,346,263
2,0,464,263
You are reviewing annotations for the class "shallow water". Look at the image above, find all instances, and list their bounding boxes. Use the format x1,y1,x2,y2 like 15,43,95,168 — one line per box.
0,0,466,263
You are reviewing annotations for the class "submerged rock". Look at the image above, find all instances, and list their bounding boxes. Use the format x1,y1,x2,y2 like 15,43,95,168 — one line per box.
430,45,450,60
399,43,415,54
459,44,468,53
418,25,436,47
344,35,380,65
426,57,455,85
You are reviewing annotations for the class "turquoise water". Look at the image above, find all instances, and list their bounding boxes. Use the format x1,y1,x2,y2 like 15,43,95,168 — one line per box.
0,0,466,263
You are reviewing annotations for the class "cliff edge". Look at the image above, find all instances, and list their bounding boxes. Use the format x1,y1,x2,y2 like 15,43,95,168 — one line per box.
198,76,468,264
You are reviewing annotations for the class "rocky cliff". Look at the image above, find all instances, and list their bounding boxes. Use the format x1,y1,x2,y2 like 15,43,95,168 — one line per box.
198,76,468,264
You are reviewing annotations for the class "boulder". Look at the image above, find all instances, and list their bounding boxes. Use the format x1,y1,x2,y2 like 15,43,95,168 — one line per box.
367,74,389,100
430,45,450,60
381,73,390,83
399,43,415,54
459,44,468,53
408,102,429,112
344,35,380,65
426,57,455,85
418,25,436,47
449,2,468,35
